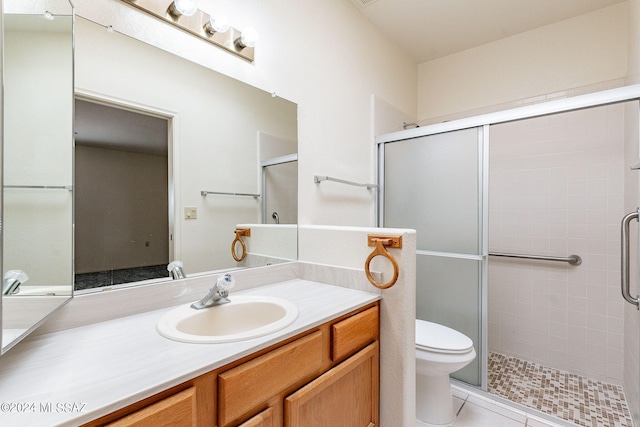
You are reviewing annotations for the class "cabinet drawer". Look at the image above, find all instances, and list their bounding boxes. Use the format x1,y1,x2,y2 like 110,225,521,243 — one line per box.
106,387,196,427
332,306,379,361
218,331,323,425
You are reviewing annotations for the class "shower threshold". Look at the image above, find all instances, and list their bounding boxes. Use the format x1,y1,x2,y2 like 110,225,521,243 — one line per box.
488,352,633,427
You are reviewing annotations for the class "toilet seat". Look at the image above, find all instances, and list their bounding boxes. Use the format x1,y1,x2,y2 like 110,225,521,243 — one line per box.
415,319,474,354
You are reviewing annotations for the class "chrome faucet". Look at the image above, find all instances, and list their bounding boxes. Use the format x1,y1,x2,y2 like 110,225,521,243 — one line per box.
3,270,28,295
167,260,186,280
191,274,235,310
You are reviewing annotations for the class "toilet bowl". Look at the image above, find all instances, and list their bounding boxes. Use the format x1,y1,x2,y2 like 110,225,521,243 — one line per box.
416,319,476,426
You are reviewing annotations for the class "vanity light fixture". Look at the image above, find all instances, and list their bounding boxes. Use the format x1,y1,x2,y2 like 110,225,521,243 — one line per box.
44,10,54,20
120,0,257,62
235,27,259,49
204,16,230,35
169,0,197,17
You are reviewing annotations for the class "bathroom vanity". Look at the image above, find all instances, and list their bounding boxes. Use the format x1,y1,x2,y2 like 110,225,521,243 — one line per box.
86,302,379,426
0,280,380,426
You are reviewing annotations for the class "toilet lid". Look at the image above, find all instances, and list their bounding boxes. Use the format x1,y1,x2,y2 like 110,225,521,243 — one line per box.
415,319,474,354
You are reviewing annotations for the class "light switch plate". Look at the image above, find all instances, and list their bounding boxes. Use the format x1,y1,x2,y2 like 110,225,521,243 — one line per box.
184,207,197,219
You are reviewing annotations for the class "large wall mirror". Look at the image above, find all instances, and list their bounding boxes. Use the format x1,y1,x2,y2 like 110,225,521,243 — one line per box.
73,16,298,291
2,0,74,353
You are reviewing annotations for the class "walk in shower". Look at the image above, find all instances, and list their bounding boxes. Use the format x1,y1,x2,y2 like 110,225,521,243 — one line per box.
377,86,640,427
259,132,298,225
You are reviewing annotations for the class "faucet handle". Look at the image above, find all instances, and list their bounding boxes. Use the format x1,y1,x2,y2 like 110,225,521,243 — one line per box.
215,273,235,292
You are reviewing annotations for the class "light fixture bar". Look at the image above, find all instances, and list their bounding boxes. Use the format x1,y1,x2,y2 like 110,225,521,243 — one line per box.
120,0,255,62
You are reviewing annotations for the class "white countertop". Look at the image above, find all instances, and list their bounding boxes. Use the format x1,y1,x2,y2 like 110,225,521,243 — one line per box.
0,279,380,427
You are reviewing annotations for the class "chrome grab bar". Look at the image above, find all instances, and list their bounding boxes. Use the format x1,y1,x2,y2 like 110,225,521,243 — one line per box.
621,209,640,309
489,252,582,265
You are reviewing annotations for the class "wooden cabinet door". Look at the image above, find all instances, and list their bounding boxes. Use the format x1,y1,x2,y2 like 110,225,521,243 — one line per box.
106,387,197,427
285,342,379,427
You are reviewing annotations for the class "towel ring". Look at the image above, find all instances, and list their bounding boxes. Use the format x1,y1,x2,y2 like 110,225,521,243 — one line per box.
231,228,251,262
365,235,401,289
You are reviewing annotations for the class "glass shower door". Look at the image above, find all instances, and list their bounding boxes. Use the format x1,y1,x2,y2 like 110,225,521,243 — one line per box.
261,156,298,225
382,126,487,387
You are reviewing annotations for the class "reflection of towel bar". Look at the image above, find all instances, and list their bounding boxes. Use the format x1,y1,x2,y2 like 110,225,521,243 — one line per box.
201,190,260,198
364,234,402,289
4,185,73,191
314,175,378,190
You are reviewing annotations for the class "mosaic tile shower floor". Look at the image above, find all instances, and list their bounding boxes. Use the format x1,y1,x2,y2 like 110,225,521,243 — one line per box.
488,352,633,427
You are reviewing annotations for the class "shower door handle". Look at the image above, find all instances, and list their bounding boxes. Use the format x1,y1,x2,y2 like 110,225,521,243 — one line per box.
621,209,640,309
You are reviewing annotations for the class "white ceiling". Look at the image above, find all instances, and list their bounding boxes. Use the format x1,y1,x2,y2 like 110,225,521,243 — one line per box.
350,0,626,63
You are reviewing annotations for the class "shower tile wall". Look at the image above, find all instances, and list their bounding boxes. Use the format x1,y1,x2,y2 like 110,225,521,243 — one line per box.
488,104,626,384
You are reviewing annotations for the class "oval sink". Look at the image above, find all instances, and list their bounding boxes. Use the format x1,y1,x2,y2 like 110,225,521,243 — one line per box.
157,295,298,343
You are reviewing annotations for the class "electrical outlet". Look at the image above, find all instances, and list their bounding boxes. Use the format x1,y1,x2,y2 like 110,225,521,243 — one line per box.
184,207,198,219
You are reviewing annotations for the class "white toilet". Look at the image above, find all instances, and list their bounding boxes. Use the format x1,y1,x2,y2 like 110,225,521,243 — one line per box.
415,319,476,426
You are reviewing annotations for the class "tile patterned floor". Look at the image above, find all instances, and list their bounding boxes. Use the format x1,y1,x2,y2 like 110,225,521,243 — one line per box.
488,352,634,427
75,264,169,290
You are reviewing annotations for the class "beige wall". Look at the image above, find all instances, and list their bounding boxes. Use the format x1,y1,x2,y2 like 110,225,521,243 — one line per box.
418,3,628,122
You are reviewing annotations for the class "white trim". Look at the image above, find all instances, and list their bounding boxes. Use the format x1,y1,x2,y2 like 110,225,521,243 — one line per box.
74,88,178,119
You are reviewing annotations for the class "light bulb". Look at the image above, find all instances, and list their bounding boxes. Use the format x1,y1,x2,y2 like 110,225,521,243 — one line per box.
171,0,197,17
237,27,259,49
44,11,54,20
204,16,230,34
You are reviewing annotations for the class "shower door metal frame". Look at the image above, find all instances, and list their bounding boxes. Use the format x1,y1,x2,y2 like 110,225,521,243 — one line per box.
377,125,490,388
376,83,640,392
